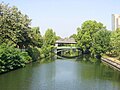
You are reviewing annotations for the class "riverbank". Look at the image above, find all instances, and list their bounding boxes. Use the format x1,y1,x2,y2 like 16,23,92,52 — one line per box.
101,55,120,71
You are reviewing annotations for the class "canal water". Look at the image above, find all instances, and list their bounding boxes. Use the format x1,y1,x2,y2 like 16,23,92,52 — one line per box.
0,56,120,90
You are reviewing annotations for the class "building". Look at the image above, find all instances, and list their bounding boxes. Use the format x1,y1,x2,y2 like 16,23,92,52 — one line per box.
112,14,120,30
55,38,76,47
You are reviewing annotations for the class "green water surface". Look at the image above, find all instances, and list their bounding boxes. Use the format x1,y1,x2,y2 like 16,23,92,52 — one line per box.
0,56,120,90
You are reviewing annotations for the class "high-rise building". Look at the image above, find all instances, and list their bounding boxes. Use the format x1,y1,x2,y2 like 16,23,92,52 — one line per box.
112,14,120,30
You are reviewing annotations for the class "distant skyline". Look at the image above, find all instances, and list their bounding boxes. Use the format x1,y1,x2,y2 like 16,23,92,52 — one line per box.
1,0,120,37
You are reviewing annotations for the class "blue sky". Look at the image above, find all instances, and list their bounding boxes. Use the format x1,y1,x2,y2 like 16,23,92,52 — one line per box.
1,0,120,37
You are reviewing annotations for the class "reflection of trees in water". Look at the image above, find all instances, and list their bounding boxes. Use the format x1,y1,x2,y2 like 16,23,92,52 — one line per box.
30,59,56,90
75,55,120,88
75,54,101,64
58,49,80,58
39,57,55,63
0,64,34,90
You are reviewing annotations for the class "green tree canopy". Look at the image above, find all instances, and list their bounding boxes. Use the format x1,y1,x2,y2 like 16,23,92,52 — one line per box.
44,29,57,46
30,27,43,47
90,29,111,57
0,3,31,48
76,20,106,53
110,28,120,57
0,44,31,73
69,34,77,41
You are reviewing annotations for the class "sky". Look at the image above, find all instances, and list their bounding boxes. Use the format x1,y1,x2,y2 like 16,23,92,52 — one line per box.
1,0,120,37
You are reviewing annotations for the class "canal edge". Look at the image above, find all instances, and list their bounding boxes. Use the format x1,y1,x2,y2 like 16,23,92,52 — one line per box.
101,56,120,71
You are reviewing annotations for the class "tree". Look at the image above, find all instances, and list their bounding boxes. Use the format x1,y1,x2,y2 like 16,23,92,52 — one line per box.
0,3,31,48
110,28,120,57
90,29,111,58
76,20,106,53
44,29,57,46
30,27,43,47
56,36,61,40
69,34,77,41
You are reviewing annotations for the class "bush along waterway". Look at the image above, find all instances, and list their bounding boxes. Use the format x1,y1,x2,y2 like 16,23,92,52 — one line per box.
0,55,120,90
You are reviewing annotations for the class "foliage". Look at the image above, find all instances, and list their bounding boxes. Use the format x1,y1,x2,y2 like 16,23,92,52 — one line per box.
44,29,57,45
30,27,43,47
26,46,40,61
0,3,31,48
76,20,106,54
0,44,31,73
69,34,77,41
110,28,120,58
56,36,61,40
90,30,111,58
40,45,55,58
0,3,56,73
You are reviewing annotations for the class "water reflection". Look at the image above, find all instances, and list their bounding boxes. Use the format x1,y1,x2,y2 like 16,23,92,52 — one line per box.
76,55,120,90
0,63,34,90
0,56,120,90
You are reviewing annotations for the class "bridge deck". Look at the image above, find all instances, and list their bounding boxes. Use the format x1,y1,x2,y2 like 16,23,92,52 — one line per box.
57,46,80,49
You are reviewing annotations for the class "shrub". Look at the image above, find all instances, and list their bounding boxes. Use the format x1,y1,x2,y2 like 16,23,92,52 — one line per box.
26,46,40,61
0,44,32,73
